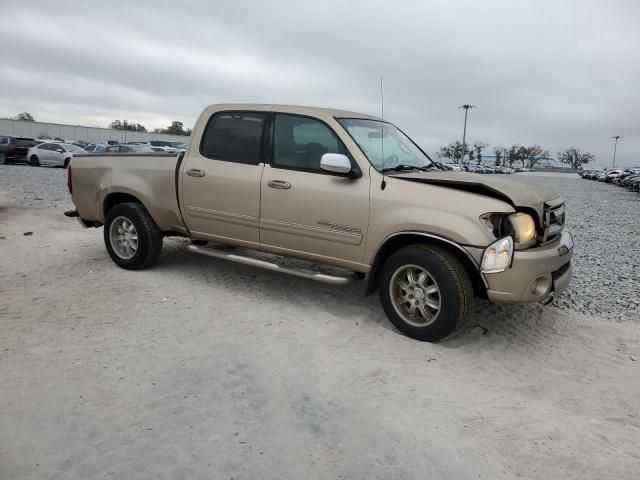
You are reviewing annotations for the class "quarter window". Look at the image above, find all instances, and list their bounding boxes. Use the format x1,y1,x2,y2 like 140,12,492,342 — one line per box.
272,114,346,172
200,112,266,164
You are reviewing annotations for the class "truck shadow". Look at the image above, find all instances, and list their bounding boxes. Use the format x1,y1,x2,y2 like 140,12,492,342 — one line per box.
153,238,572,348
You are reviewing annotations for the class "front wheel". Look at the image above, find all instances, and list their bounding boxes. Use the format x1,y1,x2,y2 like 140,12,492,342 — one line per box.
29,155,40,166
379,244,473,342
0,153,10,165
104,202,163,270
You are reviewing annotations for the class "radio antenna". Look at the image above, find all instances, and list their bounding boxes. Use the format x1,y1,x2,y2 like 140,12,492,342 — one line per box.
380,77,386,190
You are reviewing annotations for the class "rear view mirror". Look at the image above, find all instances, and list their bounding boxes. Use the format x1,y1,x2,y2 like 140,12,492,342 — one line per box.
320,153,352,175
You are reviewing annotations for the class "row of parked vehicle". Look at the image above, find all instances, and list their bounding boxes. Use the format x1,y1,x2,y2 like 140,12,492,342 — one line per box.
439,163,531,174
0,135,187,168
581,167,640,192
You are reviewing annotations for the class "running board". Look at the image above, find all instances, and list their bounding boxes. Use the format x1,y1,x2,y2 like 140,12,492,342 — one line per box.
187,244,356,285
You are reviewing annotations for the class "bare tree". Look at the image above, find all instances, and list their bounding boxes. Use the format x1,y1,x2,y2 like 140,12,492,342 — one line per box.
474,142,488,164
559,147,595,170
493,146,504,166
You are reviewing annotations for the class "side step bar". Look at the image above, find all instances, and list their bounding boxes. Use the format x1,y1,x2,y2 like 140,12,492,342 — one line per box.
188,243,356,285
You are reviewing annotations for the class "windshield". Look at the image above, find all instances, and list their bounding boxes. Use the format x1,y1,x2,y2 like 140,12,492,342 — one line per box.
63,144,87,153
337,118,434,171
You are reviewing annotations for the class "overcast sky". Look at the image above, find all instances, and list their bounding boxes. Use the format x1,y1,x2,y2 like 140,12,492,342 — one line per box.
2,0,638,166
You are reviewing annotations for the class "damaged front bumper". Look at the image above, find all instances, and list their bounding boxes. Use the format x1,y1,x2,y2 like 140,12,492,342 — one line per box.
469,231,574,304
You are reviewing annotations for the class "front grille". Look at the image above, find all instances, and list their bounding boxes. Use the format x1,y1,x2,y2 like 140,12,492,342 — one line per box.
540,200,565,243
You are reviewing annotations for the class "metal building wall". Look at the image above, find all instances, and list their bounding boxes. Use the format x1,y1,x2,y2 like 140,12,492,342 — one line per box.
0,119,188,144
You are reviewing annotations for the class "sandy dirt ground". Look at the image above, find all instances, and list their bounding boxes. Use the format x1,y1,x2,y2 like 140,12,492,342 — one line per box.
1,197,639,478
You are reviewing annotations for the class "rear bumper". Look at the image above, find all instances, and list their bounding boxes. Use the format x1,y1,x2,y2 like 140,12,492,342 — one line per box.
482,231,574,303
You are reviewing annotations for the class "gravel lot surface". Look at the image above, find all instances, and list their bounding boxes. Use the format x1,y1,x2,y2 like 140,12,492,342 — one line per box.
1,165,639,479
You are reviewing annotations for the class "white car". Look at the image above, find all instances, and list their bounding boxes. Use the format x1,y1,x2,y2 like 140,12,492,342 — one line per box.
28,142,87,167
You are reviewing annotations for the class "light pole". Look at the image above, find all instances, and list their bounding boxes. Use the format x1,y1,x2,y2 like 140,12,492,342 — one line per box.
459,104,476,163
611,135,622,169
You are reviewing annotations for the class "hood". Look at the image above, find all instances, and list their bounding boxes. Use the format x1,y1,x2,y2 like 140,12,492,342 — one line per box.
394,171,561,224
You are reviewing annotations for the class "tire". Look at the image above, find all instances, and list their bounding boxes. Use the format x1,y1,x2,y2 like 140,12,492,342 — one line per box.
64,158,71,168
29,155,40,166
104,202,163,270
379,244,473,342
0,153,10,165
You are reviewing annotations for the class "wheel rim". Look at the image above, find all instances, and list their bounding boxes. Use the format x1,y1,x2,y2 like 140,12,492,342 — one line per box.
109,216,139,260
389,264,441,327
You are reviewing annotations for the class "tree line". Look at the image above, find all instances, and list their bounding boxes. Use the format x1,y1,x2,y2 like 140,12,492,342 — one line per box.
10,112,192,137
110,120,191,136
437,141,595,170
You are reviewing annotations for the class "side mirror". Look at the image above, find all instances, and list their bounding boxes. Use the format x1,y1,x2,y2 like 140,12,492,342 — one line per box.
320,153,353,175
56,148,64,153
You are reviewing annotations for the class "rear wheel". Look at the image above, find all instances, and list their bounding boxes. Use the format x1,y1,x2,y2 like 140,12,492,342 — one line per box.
104,202,163,270
0,153,10,165
29,155,40,166
379,244,473,342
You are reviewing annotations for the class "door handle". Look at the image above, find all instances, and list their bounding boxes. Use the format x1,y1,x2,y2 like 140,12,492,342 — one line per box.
186,168,206,177
268,180,291,190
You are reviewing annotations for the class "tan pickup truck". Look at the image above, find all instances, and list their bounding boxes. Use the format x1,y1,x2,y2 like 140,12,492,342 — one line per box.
66,104,573,341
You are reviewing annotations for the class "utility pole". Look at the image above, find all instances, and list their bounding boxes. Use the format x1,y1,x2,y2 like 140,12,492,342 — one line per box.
459,104,476,163
611,135,622,168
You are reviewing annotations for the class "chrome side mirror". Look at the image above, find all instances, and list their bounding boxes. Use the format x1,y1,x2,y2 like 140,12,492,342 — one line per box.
320,153,352,175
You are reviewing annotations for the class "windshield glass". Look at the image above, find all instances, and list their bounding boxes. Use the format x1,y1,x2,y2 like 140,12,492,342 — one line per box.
337,118,433,171
63,144,87,153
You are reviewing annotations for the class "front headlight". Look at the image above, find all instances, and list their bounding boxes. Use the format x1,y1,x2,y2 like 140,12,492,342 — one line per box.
481,212,537,249
481,236,513,273
505,213,536,248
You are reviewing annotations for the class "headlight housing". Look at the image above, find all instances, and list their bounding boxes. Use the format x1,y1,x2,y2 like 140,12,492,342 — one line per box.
504,213,537,248
481,212,537,249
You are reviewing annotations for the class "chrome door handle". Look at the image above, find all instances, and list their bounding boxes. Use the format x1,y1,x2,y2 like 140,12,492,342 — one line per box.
268,180,291,189
186,169,206,177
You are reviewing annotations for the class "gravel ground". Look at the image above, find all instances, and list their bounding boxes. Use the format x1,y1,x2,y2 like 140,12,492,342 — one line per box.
1,164,638,322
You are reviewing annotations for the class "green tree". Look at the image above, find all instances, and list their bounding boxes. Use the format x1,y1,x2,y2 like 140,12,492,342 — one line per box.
110,120,147,132
15,112,35,121
559,147,595,170
162,121,190,136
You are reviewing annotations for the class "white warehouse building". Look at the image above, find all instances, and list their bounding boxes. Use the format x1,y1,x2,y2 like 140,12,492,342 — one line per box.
0,118,188,144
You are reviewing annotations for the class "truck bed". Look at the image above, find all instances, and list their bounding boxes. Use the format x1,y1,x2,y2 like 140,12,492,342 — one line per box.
71,153,186,232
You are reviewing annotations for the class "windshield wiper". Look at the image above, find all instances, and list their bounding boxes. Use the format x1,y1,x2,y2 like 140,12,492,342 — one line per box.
381,164,431,173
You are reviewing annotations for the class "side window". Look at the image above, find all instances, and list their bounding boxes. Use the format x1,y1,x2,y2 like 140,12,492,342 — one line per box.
200,111,266,164
121,146,131,153
106,146,119,153
41,144,53,151
272,114,345,172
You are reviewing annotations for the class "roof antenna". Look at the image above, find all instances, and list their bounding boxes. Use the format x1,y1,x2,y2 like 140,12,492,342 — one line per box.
380,77,386,190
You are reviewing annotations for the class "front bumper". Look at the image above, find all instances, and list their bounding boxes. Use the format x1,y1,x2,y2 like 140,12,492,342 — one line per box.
473,231,574,303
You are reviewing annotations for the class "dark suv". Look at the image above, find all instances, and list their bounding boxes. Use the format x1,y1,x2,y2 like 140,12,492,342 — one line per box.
0,136,39,164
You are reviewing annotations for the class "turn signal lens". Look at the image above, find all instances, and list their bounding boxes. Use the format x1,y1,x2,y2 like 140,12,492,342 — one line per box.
481,236,514,273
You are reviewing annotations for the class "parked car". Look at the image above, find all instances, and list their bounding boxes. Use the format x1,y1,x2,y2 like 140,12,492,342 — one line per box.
27,142,87,167
65,103,573,342
104,145,155,154
0,136,39,164
84,144,107,153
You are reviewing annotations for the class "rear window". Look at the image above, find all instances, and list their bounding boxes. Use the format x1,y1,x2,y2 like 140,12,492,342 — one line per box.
200,111,266,165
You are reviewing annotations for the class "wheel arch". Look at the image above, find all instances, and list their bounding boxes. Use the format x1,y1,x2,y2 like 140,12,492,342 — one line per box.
365,232,488,299
103,192,146,218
